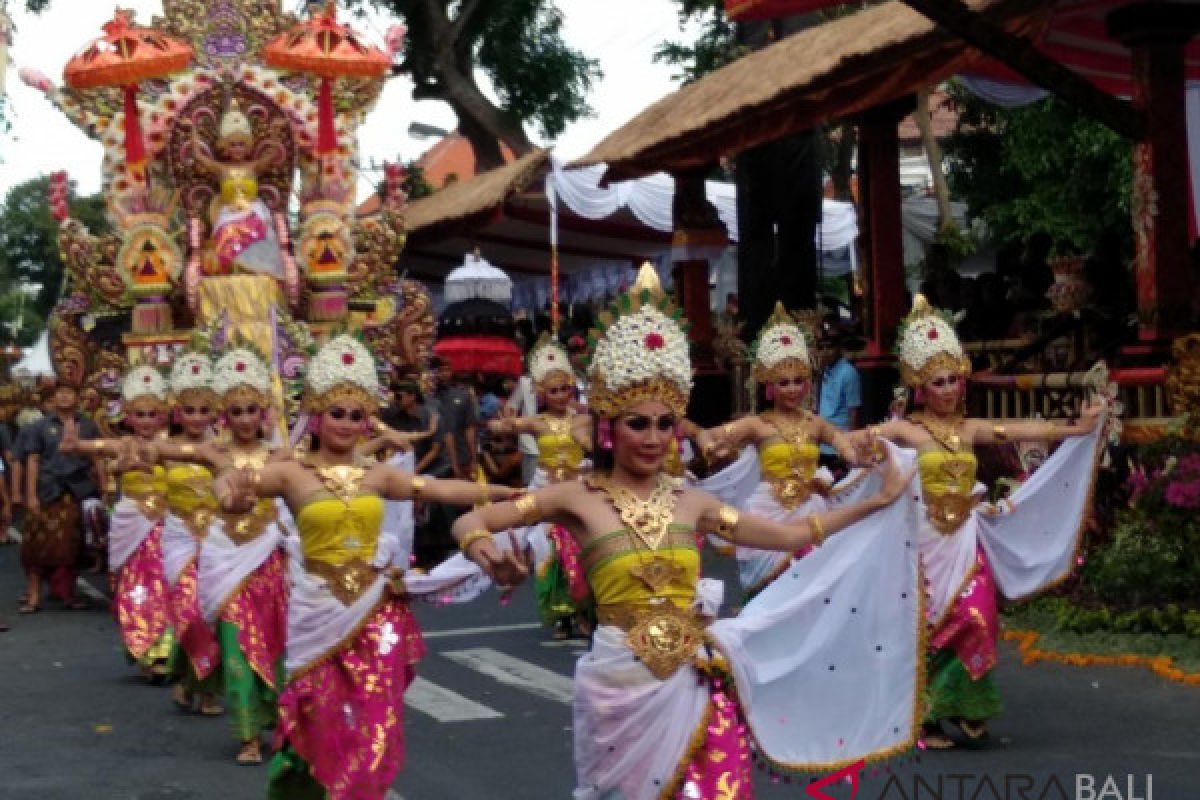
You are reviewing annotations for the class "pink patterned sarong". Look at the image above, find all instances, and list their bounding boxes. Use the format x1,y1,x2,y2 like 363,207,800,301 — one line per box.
219,548,288,689
675,682,755,800
930,547,999,680
547,524,589,604
171,559,220,679
113,521,172,661
274,596,425,800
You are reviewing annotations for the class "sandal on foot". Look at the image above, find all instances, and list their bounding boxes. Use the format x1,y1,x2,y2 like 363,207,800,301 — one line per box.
199,697,224,716
921,725,956,750
171,685,194,711
551,620,571,641
958,719,988,740
17,603,39,615
236,741,262,765
65,599,90,611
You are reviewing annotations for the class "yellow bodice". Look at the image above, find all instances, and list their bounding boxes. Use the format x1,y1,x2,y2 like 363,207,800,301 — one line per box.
220,167,259,210
295,494,385,605
121,465,167,497
537,431,585,477
166,464,217,516
759,441,820,480
917,451,978,496
583,526,699,610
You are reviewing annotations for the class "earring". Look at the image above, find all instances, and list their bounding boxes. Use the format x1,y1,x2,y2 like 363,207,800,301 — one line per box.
598,417,613,451
765,384,776,402
172,408,182,425
914,388,926,405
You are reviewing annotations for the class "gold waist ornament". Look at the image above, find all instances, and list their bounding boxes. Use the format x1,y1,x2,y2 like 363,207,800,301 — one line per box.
125,491,167,522
543,462,583,484
179,507,216,538
596,600,705,680
764,474,820,510
924,491,979,534
218,504,278,545
306,557,378,606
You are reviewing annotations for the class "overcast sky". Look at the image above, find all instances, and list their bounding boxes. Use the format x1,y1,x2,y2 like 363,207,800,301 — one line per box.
0,0,700,197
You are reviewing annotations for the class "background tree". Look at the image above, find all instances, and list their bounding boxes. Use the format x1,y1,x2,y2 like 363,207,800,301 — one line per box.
349,0,601,170
0,175,109,344
942,82,1133,257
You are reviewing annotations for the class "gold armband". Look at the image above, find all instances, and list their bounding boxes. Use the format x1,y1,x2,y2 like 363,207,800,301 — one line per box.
808,514,826,547
514,493,540,525
180,444,197,456
459,529,493,554
992,424,1008,443
713,504,740,539
410,476,427,497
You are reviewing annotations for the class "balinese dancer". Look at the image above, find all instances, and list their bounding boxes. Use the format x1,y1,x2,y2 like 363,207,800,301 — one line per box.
453,266,925,800
161,352,224,716
489,334,592,639
214,335,520,799
151,348,290,764
60,367,174,678
189,98,287,278
861,295,1105,749
19,376,103,613
695,304,866,597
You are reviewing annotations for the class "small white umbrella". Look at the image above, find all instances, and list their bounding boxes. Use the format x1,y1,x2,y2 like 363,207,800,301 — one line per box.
443,251,513,305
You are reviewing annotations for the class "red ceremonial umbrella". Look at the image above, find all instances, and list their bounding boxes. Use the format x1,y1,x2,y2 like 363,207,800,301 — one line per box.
433,336,524,377
262,1,391,156
63,9,193,173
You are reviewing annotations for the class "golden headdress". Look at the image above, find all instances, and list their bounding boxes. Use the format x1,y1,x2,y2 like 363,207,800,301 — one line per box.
752,302,814,384
303,334,380,414
168,352,219,407
895,294,971,387
528,333,573,391
213,347,273,408
586,263,692,418
121,366,169,413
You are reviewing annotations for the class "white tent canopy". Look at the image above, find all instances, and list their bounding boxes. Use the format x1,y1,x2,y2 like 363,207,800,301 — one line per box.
14,330,53,377
443,251,514,304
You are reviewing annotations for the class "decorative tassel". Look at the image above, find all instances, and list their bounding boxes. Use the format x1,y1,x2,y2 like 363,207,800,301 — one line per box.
765,384,776,402
598,417,612,451
123,84,147,176
316,76,336,155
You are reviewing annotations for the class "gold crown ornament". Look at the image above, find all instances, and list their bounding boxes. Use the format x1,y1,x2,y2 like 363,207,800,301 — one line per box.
586,263,692,418
752,302,814,384
895,294,971,387
528,333,574,391
121,366,169,412
169,352,219,407
213,347,273,408
303,334,381,414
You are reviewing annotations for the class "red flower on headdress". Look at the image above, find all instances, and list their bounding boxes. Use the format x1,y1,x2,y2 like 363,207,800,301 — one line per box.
927,328,939,340
342,353,355,365
644,332,665,350
143,375,152,383
236,362,246,373
191,364,201,375
780,335,792,346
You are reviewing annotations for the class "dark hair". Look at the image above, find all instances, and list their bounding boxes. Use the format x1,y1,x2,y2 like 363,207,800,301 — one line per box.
430,356,449,370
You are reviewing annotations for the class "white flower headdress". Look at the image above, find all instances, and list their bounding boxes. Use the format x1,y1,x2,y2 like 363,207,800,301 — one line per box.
213,348,273,406
169,352,218,405
121,366,168,410
752,302,814,384
587,263,692,418
895,294,971,387
303,334,381,413
528,334,573,391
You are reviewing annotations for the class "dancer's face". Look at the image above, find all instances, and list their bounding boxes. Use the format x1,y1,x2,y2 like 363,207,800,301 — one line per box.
179,398,215,438
543,380,573,413
128,407,166,439
924,369,965,416
226,401,263,443
772,374,810,412
612,401,675,478
320,402,367,455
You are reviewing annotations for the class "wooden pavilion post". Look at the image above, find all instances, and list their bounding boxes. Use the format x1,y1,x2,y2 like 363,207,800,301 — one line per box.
1109,3,1200,341
856,97,914,357
671,167,727,366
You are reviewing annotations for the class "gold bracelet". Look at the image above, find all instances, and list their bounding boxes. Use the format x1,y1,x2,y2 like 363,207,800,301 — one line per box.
713,504,739,538
992,424,1008,442
722,423,735,439
180,443,197,456
459,529,493,554
808,514,826,547
410,476,427,497
514,493,539,525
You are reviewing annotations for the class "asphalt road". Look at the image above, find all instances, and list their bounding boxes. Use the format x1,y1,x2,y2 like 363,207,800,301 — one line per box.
1,541,1198,800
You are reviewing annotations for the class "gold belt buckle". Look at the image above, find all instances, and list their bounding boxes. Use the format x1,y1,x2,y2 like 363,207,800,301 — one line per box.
307,558,378,605
925,492,977,534
599,602,705,680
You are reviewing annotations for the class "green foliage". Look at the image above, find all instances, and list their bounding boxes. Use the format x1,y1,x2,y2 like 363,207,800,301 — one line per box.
355,0,600,140
0,176,110,342
1009,596,1200,640
653,0,742,85
942,81,1133,256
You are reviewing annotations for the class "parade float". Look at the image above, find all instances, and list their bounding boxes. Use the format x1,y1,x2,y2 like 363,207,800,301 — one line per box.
22,0,434,426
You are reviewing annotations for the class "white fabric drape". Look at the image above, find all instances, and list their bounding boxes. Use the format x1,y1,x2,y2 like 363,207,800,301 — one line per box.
107,499,159,572
382,451,416,569
162,513,198,586
197,513,287,625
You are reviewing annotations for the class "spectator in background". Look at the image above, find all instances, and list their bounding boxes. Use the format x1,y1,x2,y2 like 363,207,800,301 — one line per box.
430,357,480,481
481,430,524,488
566,335,589,410
816,324,863,474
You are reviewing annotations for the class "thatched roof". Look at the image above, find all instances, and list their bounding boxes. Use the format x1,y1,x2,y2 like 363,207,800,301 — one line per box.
573,0,1045,182
404,149,552,242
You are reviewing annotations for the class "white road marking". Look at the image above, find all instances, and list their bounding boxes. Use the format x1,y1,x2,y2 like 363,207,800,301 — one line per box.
422,622,542,639
385,791,404,800
75,577,107,603
404,676,504,722
441,647,575,705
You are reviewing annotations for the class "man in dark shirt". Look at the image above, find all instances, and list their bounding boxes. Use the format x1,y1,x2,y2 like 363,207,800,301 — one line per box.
429,357,479,481
19,378,101,612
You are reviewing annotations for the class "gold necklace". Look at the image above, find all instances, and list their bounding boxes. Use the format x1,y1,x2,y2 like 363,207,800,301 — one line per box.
762,409,812,447
306,454,368,506
229,442,270,470
911,412,966,453
591,474,678,552
542,412,573,437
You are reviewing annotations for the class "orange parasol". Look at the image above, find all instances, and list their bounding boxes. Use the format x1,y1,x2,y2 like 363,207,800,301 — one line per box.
64,9,193,170
262,1,391,156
